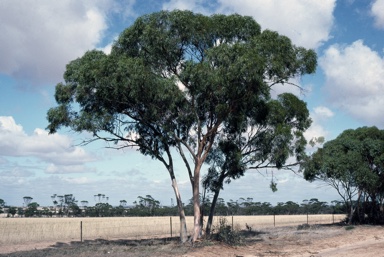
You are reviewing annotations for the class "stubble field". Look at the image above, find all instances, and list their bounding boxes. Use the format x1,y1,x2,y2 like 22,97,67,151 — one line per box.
0,214,346,255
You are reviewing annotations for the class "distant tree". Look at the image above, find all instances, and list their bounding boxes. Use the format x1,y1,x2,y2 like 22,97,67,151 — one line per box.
81,200,89,208
64,194,79,216
94,194,108,204
301,126,384,224
51,194,78,216
17,207,24,217
94,203,112,217
51,194,65,215
133,195,160,216
0,198,4,214
261,202,273,215
8,207,17,217
112,205,126,217
23,196,33,207
307,198,328,214
158,205,179,216
120,200,127,208
47,10,316,242
51,194,58,216
283,201,300,215
331,200,347,214
25,202,39,217
227,199,240,215
214,198,228,215
41,207,52,217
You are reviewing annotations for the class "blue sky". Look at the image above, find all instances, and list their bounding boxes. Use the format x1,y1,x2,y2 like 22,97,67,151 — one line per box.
1,0,384,207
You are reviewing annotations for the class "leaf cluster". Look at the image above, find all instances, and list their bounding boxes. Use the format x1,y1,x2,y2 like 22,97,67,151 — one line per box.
301,126,384,224
303,126,384,194
47,10,316,163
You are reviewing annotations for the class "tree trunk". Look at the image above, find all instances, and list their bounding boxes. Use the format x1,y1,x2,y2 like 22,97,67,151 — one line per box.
348,190,362,224
171,177,188,243
192,164,202,242
206,171,226,236
200,186,207,233
206,187,220,235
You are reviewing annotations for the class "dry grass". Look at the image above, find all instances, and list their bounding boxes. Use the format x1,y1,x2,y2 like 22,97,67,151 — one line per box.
232,214,346,229
0,214,345,246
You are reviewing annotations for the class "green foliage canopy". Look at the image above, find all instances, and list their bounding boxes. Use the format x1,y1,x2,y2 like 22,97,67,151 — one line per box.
47,10,317,239
301,126,384,223
47,10,316,159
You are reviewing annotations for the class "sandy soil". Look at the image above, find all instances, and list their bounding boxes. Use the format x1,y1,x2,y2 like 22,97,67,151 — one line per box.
1,225,383,256
186,225,384,257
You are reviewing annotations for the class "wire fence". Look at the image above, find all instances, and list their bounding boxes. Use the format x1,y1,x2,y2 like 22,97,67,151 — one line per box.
0,214,346,245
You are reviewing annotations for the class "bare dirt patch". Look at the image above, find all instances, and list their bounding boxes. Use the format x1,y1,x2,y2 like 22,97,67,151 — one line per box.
1,224,383,257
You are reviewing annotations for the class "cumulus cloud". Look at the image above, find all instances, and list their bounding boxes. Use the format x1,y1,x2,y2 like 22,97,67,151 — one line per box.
371,0,384,29
45,164,97,174
0,116,97,170
162,0,335,49
216,0,335,49
313,106,334,120
162,0,214,14
0,167,35,177
304,106,334,147
0,0,134,87
320,40,384,127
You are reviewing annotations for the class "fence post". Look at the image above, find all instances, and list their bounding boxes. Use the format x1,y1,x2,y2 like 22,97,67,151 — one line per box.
307,213,309,224
332,213,334,224
80,221,83,242
170,217,172,238
232,216,234,230
274,214,276,227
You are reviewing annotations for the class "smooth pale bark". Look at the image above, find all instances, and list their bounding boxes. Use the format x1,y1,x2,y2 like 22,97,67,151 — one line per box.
192,161,203,242
192,178,201,242
348,190,362,225
170,170,188,242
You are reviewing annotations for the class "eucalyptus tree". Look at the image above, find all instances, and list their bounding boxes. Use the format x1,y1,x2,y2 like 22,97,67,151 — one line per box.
47,10,316,242
25,202,39,217
0,198,4,214
133,195,160,216
94,194,108,204
23,196,33,207
81,200,89,208
8,207,17,217
119,200,127,207
301,126,384,224
203,92,312,234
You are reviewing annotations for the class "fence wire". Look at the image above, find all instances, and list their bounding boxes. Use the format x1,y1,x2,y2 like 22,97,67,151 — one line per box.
0,214,346,245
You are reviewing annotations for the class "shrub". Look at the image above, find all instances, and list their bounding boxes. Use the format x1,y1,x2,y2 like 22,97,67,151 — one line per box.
213,217,243,246
345,225,355,230
297,223,310,230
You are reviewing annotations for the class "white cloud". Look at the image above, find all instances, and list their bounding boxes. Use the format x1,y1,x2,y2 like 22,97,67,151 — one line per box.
162,0,335,49
371,0,384,29
304,106,334,147
320,40,384,127
99,42,113,55
163,0,197,10
61,176,94,184
270,78,308,98
0,116,97,169
0,167,35,177
215,0,336,49
304,122,328,145
0,0,134,86
162,0,213,14
313,106,334,119
45,164,96,174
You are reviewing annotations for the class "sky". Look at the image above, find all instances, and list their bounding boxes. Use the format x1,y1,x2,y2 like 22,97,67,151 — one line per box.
1,0,384,208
